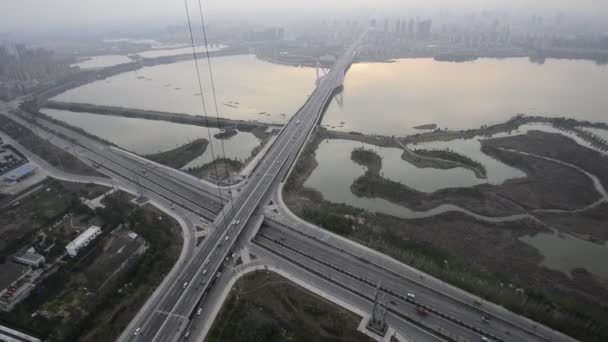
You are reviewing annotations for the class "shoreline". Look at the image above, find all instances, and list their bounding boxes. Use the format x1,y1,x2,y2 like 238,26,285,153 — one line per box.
44,101,275,131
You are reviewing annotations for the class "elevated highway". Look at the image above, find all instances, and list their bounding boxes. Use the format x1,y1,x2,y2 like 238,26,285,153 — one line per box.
127,30,365,342
1,29,579,342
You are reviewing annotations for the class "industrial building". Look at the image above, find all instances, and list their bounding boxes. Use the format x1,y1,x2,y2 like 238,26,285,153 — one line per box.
66,226,102,257
1,164,37,184
12,248,45,268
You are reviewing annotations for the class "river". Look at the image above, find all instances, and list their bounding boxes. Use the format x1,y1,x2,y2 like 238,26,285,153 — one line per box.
40,108,261,166
322,58,608,136
54,54,316,124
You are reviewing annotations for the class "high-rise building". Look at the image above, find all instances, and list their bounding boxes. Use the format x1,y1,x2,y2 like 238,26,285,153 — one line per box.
408,19,415,36
417,19,432,40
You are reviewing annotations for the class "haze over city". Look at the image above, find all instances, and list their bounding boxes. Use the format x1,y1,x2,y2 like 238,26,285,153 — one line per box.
1,1,607,342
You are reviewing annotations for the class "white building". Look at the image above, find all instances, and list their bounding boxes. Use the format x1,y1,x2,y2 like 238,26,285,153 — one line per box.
13,248,45,267
66,226,102,257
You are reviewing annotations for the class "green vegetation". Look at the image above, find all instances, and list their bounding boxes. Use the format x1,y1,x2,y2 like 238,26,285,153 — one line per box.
295,203,608,342
207,271,372,342
413,148,487,178
76,193,181,342
0,115,103,177
303,208,354,235
146,138,208,169
0,186,181,342
186,158,243,183
0,180,101,262
214,128,238,140
284,128,608,342
413,124,438,130
351,146,382,174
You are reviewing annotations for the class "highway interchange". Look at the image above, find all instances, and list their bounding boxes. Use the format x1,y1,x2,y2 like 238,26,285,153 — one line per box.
0,30,580,342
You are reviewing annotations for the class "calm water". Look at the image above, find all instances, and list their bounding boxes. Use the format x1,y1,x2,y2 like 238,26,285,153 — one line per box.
72,55,132,69
521,231,608,281
305,123,606,219
41,109,260,166
55,55,316,124
323,58,608,136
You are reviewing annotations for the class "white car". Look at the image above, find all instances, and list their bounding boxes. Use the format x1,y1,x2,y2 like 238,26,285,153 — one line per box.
134,327,141,335
183,281,188,289
407,293,416,300
197,308,202,315
225,236,230,241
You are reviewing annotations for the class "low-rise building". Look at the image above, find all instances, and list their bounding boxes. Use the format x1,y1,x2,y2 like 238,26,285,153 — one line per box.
13,248,45,267
0,262,32,312
1,164,36,184
66,226,102,257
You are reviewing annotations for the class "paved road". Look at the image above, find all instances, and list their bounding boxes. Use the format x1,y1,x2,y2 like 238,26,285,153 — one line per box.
123,32,366,342
1,30,580,342
255,219,581,342
1,103,223,219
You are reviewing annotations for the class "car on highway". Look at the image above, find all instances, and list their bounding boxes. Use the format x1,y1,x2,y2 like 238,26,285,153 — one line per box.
225,235,230,241
415,306,428,316
407,293,416,300
197,307,202,315
480,337,491,342
183,281,188,289
133,327,141,336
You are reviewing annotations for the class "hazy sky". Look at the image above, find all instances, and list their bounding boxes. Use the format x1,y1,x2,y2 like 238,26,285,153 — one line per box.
1,0,606,32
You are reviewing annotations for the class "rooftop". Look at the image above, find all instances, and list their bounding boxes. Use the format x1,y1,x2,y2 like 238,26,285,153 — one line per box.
2,164,36,182
0,262,28,291
66,226,101,250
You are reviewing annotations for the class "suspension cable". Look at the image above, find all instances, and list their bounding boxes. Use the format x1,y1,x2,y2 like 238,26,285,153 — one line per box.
184,0,229,229
195,0,236,216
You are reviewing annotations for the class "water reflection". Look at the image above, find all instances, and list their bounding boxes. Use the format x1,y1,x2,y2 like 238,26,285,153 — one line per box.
521,231,608,281
323,58,608,136
55,55,316,124
41,109,260,165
